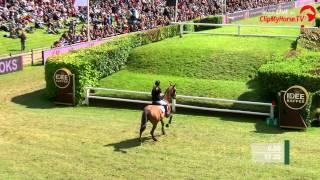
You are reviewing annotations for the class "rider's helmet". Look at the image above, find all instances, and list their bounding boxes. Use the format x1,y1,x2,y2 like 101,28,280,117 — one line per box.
155,80,160,86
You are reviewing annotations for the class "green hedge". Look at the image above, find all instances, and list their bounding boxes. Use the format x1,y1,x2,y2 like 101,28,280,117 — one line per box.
316,18,320,27
257,52,320,96
184,16,222,32
298,29,320,51
45,25,179,103
300,92,316,126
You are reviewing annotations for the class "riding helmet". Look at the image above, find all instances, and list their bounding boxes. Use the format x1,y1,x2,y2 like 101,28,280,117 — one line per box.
155,80,160,86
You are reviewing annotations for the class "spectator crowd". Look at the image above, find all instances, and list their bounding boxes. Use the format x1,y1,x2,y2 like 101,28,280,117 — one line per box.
0,0,293,48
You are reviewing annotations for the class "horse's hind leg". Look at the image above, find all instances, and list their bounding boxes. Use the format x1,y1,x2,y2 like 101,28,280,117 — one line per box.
150,123,158,141
160,119,166,135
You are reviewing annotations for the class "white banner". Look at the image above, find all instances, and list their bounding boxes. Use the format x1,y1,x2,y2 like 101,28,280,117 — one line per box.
75,0,88,7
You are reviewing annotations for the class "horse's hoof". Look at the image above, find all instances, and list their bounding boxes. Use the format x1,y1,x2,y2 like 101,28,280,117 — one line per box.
166,124,169,128
152,138,158,141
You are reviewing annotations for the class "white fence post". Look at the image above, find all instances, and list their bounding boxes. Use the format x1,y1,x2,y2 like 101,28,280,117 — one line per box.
84,87,89,105
172,99,176,112
237,24,241,36
270,104,275,119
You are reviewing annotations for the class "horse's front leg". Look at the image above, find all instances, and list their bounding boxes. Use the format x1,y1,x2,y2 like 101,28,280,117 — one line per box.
166,115,173,128
160,119,166,135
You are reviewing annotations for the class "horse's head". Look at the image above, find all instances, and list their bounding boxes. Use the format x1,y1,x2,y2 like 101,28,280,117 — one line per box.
166,83,176,100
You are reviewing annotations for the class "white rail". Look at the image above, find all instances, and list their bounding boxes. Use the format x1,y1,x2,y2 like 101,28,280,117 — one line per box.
84,87,274,118
171,22,319,38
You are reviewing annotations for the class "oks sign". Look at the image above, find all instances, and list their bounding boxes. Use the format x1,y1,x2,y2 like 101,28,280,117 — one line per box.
284,85,308,110
0,56,23,75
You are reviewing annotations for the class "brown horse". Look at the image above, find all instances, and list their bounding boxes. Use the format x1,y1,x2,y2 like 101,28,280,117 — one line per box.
139,84,176,142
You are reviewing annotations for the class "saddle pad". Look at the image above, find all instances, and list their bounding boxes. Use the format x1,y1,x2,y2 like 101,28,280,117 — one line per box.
159,106,165,113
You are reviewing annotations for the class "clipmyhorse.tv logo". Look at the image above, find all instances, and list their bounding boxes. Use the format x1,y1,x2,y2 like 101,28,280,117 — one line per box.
260,5,317,23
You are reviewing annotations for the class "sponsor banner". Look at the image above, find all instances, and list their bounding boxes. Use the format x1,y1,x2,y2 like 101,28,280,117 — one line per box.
280,2,296,10
43,37,113,63
284,85,308,110
75,0,87,7
266,4,278,12
53,68,75,105
248,7,265,17
0,56,23,75
226,10,249,23
228,2,296,22
54,68,72,89
295,0,317,8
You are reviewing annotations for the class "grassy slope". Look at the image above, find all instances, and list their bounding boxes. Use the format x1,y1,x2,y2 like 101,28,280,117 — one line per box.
126,35,293,81
98,33,293,104
98,5,320,102
1,66,320,179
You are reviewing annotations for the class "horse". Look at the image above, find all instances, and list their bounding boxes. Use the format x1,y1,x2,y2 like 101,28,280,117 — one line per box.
139,84,176,142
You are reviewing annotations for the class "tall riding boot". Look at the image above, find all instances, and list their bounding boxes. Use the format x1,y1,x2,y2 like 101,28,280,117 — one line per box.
164,105,169,117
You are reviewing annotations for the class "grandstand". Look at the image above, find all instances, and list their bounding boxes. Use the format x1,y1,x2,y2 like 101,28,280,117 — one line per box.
0,0,295,55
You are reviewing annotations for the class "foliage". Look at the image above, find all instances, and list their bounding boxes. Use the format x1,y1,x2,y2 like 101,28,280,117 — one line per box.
257,52,320,96
316,18,320,27
298,29,320,51
183,16,222,32
45,25,179,103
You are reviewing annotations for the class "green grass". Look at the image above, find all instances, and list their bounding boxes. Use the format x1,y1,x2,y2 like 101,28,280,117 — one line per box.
98,32,294,106
0,29,61,55
97,5,320,104
97,70,269,112
1,66,320,179
126,35,293,81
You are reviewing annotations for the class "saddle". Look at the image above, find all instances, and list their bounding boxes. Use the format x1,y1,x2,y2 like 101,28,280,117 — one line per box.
152,102,169,116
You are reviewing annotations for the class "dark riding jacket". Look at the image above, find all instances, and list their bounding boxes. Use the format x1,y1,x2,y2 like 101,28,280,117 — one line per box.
152,86,161,102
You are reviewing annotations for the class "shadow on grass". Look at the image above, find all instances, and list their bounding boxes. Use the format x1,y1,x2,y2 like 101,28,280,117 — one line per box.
104,136,157,153
11,88,55,109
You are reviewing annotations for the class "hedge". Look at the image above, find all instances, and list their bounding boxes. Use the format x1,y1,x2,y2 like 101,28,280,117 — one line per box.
257,52,320,96
184,16,222,32
298,28,320,51
258,51,319,126
316,18,320,28
45,25,179,103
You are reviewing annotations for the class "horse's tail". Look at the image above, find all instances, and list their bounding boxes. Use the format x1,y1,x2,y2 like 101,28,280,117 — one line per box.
139,110,148,138
141,110,148,126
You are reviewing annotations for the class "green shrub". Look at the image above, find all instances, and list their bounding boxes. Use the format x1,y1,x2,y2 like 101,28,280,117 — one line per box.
45,25,179,103
300,92,316,126
316,18,320,27
298,28,320,51
257,52,320,96
183,16,222,32
194,16,223,31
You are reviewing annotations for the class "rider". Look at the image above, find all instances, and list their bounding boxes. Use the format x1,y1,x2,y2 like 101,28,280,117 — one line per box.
152,80,169,117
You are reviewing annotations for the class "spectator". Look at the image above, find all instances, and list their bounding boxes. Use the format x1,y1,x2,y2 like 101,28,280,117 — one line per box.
19,31,26,51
